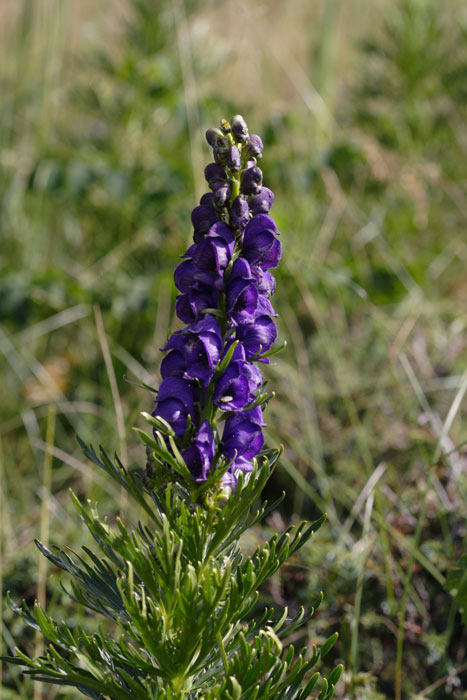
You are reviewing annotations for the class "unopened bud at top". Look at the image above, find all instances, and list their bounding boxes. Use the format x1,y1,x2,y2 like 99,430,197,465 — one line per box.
206,128,229,162
220,119,231,134
231,114,249,143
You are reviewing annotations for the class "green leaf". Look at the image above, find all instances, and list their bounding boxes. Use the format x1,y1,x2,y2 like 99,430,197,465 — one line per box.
327,664,344,686
320,632,339,659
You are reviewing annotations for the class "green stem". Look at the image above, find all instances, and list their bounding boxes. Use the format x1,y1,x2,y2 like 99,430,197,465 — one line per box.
230,175,240,201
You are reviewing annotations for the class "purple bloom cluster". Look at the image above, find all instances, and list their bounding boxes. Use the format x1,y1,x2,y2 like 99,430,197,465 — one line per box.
153,116,281,492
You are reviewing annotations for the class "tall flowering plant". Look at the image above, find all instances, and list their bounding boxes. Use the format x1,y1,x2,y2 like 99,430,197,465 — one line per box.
3,117,342,699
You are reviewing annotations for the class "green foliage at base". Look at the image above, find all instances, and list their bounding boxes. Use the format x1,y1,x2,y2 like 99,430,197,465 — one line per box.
3,445,341,698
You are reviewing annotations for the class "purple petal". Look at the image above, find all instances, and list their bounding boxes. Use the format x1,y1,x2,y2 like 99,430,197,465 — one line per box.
227,145,241,172
243,362,263,394
226,279,258,325
191,205,219,230
175,294,196,324
230,257,252,281
193,239,231,281
160,350,186,379
222,419,264,460
206,221,235,247
244,213,277,236
154,398,189,436
157,377,195,411
236,317,277,357
189,315,222,340
182,420,215,482
213,364,250,411
174,259,197,293
199,192,214,206
230,195,251,232
249,187,275,215
191,205,219,242
242,225,281,270
251,267,276,296
256,294,277,318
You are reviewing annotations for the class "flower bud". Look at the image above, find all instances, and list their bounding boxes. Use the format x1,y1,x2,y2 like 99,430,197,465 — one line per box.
231,114,249,143
249,187,275,215
205,128,224,147
227,145,241,172
243,159,256,170
212,182,231,208
240,166,263,195
206,128,229,161
199,192,214,206
230,195,250,231
204,163,227,187
220,119,231,134
245,134,263,160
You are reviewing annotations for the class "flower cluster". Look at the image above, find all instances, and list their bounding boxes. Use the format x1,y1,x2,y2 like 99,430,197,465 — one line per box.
153,115,281,492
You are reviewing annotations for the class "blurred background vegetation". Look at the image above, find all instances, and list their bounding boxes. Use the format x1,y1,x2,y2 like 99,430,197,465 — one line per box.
1,0,466,697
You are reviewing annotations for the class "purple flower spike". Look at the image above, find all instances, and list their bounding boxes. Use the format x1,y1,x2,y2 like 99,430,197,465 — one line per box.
182,420,215,482
149,117,282,496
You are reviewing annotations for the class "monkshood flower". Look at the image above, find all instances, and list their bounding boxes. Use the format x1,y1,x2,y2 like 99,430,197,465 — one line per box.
8,114,342,699
152,115,282,496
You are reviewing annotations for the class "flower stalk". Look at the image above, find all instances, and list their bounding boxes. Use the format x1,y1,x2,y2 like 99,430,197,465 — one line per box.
152,116,280,500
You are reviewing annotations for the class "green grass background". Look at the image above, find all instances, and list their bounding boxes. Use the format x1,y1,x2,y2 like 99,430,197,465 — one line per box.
1,0,466,697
